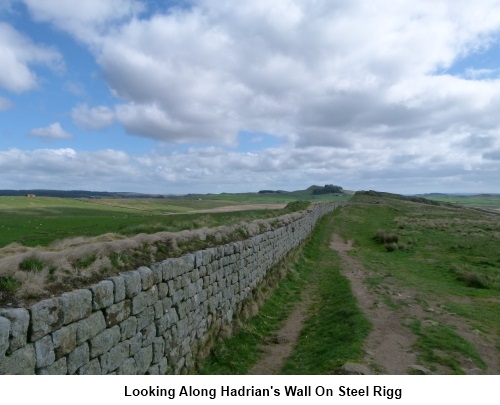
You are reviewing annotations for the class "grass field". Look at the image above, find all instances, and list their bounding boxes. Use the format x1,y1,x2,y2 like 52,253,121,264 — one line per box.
331,192,500,372
422,194,500,209
0,195,338,248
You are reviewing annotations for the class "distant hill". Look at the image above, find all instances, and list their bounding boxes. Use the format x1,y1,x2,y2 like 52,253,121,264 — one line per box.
0,184,351,199
355,190,443,206
259,184,346,197
0,189,166,198
415,193,500,198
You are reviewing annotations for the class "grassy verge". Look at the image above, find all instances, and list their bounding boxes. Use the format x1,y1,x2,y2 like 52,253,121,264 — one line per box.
196,242,310,374
282,213,370,374
197,211,370,374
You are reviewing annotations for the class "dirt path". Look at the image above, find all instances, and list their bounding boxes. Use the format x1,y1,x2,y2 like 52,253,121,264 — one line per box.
248,287,314,374
181,204,287,214
330,234,418,374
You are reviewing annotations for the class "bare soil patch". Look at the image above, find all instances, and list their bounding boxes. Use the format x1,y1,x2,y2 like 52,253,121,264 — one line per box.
330,233,417,374
248,286,314,374
183,204,287,214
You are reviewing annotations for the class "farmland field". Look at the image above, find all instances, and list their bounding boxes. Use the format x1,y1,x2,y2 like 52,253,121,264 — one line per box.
0,194,348,248
422,194,500,210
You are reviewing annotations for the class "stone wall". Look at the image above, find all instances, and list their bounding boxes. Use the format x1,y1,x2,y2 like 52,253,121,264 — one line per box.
0,203,338,375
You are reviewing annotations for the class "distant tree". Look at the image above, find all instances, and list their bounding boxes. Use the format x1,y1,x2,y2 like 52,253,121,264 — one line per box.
312,184,343,195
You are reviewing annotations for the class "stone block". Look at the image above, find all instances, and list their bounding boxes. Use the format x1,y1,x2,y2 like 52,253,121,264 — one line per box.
76,358,101,375
76,311,106,345
61,289,92,325
34,334,55,368
158,283,169,300
104,299,131,327
109,276,126,303
147,364,160,375
0,316,10,357
154,301,163,319
129,333,142,356
134,345,153,375
0,308,29,353
2,344,36,374
161,260,174,281
29,298,63,341
131,286,157,315
52,323,77,359
67,342,89,374
141,323,156,347
117,357,137,375
37,357,67,375
89,280,114,310
138,266,155,290
122,271,141,298
119,316,137,341
183,254,195,271
89,325,120,358
136,307,155,332
152,337,165,364
100,340,130,374
150,263,163,284
158,357,168,375
194,251,203,268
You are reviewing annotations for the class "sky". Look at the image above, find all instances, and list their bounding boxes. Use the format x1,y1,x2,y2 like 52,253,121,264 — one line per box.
1,0,500,195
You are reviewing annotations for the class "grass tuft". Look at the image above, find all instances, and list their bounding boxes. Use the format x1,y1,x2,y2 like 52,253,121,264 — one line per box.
0,276,21,294
374,230,399,244
18,256,46,272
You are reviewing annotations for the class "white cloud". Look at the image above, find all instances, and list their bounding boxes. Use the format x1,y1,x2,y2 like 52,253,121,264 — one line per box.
21,0,144,44
0,96,12,111
71,104,114,130
0,23,63,92
8,1,500,193
20,1,500,147
29,122,73,140
92,1,500,147
0,141,499,193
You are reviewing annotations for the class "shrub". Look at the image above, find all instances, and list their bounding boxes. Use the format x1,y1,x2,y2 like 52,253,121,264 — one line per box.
284,201,311,213
374,230,399,244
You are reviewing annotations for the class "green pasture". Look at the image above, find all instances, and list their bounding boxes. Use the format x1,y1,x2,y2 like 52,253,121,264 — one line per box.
332,193,500,372
424,194,500,209
0,196,314,248
185,192,350,204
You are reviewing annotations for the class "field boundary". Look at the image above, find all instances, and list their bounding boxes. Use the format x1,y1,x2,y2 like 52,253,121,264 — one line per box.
0,203,338,375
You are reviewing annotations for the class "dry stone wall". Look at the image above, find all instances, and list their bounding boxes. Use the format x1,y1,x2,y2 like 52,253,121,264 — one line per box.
0,203,338,375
